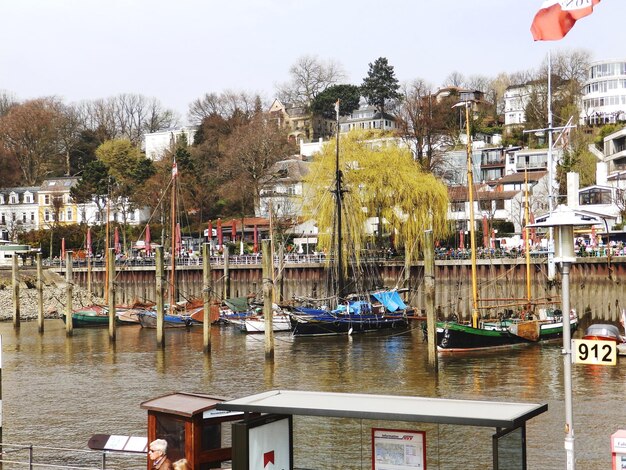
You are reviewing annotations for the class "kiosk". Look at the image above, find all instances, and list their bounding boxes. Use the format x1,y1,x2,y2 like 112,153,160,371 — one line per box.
140,392,246,469
612,430,626,470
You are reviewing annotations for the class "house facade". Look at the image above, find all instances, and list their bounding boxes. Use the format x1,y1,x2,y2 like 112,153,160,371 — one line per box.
38,178,79,230
0,187,39,241
144,126,197,161
338,104,397,133
269,99,334,143
581,59,626,126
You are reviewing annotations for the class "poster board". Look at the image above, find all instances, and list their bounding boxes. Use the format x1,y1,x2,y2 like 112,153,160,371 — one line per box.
372,428,426,470
232,414,293,470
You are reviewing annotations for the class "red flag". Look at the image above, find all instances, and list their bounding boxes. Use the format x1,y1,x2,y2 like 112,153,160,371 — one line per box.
208,220,213,241
61,237,66,260
114,227,120,254
531,0,600,41
172,160,178,178
176,222,182,255
86,228,92,257
482,216,489,249
253,224,258,253
231,220,237,242
263,450,275,467
459,230,465,250
591,225,596,247
217,218,223,246
491,229,496,249
145,224,151,256
529,213,537,245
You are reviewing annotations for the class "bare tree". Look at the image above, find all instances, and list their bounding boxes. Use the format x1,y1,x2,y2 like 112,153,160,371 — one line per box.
275,55,346,106
75,94,178,146
443,71,465,87
0,90,18,117
0,97,65,185
188,90,263,125
465,75,491,93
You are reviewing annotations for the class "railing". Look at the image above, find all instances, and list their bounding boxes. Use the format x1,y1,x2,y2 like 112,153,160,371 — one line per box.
43,247,626,269
0,443,144,469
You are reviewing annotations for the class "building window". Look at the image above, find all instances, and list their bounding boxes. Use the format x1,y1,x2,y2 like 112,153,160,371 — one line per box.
67,208,72,221
30,212,35,222
1,214,4,225
11,212,16,221
44,210,50,222
495,200,505,210
579,188,612,205
10,195,17,204
479,200,491,211
451,202,465,212
44,195,50,205
22,213,26,223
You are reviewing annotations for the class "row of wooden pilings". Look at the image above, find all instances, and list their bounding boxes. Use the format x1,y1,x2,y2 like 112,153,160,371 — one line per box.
9,241,278,360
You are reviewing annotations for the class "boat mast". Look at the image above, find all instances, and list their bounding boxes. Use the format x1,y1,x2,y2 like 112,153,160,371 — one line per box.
104,189,110,304
334,100,345,300
170,159,177,314
524,168,532,308
464,102,479,328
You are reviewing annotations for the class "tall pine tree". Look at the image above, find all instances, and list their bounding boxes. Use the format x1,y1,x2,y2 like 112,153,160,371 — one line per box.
361,57,401,114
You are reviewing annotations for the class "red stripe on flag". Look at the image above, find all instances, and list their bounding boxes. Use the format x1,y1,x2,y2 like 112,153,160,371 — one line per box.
531,0,600,41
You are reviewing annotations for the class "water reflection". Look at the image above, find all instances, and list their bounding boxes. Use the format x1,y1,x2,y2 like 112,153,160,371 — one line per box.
0,320,621,469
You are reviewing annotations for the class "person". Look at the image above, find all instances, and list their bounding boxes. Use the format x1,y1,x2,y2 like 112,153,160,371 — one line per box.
173,459,189,470
149,439,173,470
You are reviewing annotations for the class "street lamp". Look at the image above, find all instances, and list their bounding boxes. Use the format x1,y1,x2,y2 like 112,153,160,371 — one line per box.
529,205,608,470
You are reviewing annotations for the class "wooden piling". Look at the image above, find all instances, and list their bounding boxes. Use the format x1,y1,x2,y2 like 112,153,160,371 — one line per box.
202,243,212,354
107,248,116,341
424,230,438,371
37,253,44,333
155,246,165,348
262,240,275,360
12,254,20,329
65,251,73,336
277,244,284,303
223,245,230,300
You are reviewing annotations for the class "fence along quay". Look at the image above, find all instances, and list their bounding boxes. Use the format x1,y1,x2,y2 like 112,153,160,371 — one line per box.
46,252,626,323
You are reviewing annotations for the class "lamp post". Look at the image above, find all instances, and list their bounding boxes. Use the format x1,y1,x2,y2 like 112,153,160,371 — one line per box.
529,205,608,470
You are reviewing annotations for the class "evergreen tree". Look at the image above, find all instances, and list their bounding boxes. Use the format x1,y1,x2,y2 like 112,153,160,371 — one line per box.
310,84,361,119
360,57,401,114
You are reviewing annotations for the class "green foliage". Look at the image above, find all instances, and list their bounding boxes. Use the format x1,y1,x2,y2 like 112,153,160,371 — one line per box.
360,57,401,113
304,130,449,269
310,84,361,119
594,124,622,147
70,160,109,204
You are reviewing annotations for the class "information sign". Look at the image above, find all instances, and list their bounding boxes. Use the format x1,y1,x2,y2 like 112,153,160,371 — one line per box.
572,339,617,366
372,428,425,470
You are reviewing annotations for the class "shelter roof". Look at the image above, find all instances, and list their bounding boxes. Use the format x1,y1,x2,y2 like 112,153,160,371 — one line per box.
140,392,230,418
217,390,547,429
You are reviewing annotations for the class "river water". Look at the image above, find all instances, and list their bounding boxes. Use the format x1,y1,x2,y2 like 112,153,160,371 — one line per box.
0,318,623,469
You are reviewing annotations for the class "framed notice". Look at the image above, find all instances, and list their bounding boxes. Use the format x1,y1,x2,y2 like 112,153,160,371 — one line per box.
372,428,426,470
232,414,293,470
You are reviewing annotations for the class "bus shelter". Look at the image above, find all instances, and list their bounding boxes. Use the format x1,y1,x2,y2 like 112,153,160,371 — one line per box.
216,389,548,470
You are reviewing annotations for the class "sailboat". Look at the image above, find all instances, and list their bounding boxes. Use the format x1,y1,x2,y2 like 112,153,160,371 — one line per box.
287,101,410,336
435,101,577,352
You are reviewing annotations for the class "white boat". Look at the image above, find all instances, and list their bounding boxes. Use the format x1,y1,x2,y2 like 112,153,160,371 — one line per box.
239,314,292,333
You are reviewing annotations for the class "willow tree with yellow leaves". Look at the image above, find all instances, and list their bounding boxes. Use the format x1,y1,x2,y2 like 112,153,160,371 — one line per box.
303,130,449,288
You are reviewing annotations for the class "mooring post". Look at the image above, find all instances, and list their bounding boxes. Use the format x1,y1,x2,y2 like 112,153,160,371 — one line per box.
202,243,212,354
107,248,116,341
155,246,165,348
12,254,20,329
424,230,438,370
223,245,230,300
65,251,73,336
36,253,44,333
262,240,275,360
277,244,284,303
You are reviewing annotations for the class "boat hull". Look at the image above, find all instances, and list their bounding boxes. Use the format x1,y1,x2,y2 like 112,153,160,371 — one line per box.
240,315,292,333
289,310,408,336
436,317,579,352
137,311,193,329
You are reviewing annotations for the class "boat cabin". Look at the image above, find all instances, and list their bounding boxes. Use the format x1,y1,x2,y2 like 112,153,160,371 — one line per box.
140,392,247,469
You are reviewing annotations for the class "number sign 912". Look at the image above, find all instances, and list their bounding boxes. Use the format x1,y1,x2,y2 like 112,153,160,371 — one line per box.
572,339,617,366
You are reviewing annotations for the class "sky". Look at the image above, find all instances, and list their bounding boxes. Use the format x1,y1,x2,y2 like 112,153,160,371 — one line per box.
0,0,624,124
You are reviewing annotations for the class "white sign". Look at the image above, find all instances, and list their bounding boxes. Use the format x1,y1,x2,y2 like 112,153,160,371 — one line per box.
373,428,426,470
248,417,290,470
572,339,617,366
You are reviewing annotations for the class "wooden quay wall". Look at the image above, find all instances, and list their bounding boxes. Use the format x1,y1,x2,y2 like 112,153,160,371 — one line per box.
60,256,626,322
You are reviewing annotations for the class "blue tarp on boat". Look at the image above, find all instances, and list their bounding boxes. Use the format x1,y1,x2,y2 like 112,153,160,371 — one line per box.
371,290,407,312
334,301,371,315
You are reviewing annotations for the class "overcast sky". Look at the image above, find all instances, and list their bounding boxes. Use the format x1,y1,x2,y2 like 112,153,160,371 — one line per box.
0,0,622,123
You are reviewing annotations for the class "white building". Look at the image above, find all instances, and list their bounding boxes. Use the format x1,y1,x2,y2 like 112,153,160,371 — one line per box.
0,187,39,241
503,84,531,127
339,105,397,133
144,126,197,161
581,59,626,126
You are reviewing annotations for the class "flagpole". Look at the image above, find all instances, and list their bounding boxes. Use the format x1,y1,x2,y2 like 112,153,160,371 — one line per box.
547,50,556,280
